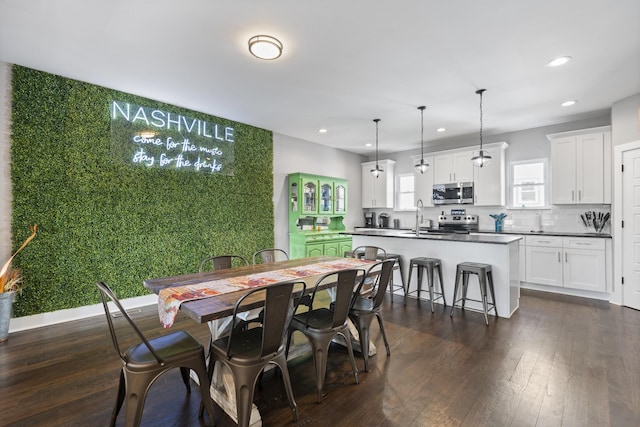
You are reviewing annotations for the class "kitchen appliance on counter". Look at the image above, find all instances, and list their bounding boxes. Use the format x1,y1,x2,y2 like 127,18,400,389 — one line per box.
364,212,376,228
378,213,390,228
433,182,474,205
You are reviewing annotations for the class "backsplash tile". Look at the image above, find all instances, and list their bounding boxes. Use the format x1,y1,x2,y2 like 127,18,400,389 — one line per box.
364,204,611,234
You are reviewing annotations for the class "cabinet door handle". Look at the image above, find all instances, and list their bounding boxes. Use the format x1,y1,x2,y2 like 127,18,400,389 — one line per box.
571,190,575,201
578,190,582,201
557,252,561,262
565,252,568,263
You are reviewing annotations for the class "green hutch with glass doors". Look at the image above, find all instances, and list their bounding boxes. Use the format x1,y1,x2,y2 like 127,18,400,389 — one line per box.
288,172,352,259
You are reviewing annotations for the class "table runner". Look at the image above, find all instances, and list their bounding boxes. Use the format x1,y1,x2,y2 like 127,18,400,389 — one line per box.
158,258,373,327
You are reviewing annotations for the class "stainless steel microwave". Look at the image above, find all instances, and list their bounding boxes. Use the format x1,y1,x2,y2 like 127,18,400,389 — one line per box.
433,182,474,205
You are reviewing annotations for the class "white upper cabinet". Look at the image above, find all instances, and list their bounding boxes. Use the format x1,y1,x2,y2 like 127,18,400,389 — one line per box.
473,142,508,206
548,126,611,205
361,159,396,208
433,149,474,184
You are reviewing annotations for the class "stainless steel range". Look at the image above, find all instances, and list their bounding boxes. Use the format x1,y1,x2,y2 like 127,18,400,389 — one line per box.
431,213,479,234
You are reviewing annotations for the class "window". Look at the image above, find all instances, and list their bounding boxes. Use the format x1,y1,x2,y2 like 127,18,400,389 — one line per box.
510,159,548,208
396,173,415,211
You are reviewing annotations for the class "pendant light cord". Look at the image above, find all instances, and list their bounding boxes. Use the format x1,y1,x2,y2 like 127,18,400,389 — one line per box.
374,118,380,166
419,106,425,159
477,89,485,151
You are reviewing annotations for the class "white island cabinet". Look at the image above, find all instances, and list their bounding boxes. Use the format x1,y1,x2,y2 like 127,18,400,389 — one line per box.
350,231,521,319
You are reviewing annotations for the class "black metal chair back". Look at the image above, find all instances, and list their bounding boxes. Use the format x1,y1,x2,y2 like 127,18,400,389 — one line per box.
199,254,248,272
252,248,289,264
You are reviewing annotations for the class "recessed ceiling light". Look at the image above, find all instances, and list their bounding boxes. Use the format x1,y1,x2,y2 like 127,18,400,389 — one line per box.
318,128,328,134
561,100,577,107
547,56,572,67
365,143,372,147
248,35,283,60
436,127,446,133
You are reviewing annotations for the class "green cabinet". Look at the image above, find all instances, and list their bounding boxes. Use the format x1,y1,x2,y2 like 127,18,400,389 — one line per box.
288,173,351,259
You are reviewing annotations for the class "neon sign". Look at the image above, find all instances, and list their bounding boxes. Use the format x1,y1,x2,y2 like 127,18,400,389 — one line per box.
110,100,235,175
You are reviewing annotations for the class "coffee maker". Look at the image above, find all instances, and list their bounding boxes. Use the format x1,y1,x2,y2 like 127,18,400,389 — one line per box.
378,213,390,228
364,212,376,228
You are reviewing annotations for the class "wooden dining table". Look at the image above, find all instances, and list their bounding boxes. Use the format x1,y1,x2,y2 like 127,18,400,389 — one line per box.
143,255,375,426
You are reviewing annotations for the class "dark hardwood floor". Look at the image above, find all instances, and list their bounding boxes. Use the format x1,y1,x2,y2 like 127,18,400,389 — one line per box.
1,289,639,427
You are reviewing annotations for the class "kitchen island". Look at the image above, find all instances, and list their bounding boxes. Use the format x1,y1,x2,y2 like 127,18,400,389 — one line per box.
346,229,522,319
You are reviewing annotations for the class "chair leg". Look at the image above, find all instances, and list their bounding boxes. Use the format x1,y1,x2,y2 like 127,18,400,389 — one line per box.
479,272,489,326
461,272,470,310
426,264,435,313
375,313,390,356
179,367,192,393
353,314,373,372
124,371,153,427
450,266,462,318
405,262,414,306
417,265,423,300
487,271,498,317
110,370,126,427
437,264,447,306
273,355,299,422
192,356,217,426
339,328,359,385
309,336,332,403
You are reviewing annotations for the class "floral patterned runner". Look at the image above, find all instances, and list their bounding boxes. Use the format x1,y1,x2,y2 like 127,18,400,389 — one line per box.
158,258,372,327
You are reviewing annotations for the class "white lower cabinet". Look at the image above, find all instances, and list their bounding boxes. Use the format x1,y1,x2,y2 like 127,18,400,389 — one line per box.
525,236,606,292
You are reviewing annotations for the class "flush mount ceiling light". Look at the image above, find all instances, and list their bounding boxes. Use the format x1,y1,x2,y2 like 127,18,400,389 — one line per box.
370,119,383,178
414,106,430,174
318,128,328,134
436,127,446,133
471,88,492,168
546,56,572,67
248,35,283,60
561,100,577,107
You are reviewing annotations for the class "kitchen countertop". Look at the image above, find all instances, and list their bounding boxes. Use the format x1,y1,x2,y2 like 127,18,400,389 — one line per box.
344,228,522,245
352,227,611,239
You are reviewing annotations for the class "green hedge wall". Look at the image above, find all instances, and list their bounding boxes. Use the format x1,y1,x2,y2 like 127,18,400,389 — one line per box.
10,65,274,317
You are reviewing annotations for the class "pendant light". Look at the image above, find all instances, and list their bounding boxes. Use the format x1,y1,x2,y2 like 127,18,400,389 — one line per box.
414,105,429,173
471,88,492,168
370,119,383,178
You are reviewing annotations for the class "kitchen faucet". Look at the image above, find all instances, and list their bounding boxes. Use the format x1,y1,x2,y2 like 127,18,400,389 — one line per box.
415,199,424,236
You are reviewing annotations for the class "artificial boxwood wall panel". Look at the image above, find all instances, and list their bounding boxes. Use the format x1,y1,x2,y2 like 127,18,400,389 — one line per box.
10,65,274,317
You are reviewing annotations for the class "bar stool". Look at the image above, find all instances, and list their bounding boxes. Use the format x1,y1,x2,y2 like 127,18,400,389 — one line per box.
449,262,497,325
405,257,446,312
349,248,406,304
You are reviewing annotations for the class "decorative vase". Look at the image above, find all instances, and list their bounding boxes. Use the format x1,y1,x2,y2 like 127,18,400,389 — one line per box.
0,291,16,342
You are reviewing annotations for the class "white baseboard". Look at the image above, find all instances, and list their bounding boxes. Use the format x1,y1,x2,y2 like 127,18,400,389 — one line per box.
8,294,158,333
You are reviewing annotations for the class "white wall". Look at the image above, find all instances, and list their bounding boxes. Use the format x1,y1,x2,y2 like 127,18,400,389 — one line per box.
272,133,366,251
612,92,640,146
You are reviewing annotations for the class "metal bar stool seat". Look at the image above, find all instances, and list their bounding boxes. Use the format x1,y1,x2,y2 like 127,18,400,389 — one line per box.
405,257,446,311
449,262,497,325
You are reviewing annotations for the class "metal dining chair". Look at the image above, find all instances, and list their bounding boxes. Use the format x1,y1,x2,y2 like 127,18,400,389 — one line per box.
286,268,364,403
349,245,387,261
348,259,394,371
201,280,306,427
252,248,289,264
198,254,249,272
96,282,216,427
